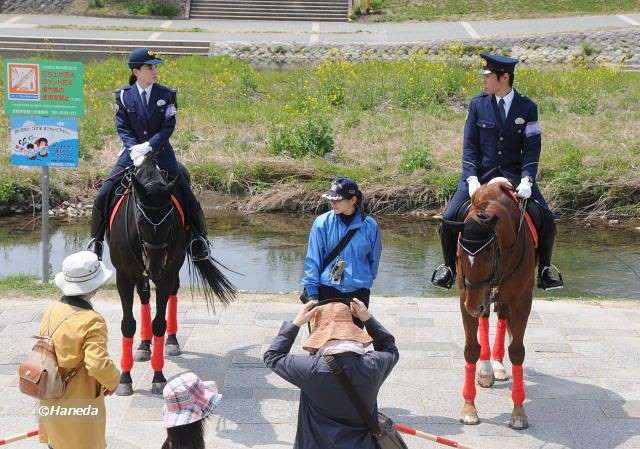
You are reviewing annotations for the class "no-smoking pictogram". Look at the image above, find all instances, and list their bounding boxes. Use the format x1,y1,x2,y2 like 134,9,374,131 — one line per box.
7,63,40,100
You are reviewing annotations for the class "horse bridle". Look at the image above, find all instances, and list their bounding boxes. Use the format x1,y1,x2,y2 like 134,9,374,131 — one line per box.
134,183,176,252
459,199,528,292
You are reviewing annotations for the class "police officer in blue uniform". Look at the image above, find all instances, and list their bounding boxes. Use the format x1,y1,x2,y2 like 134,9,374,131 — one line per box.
88,48,210,261
431,52,563,291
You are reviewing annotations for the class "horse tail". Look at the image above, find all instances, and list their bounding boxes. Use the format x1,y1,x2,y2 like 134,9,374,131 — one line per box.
188,257,237,309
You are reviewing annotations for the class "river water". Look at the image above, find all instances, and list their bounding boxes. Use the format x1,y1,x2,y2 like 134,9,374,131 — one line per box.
0,212,638,299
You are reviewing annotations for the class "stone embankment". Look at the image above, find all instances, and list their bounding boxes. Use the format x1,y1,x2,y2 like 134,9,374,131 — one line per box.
211,30,640,67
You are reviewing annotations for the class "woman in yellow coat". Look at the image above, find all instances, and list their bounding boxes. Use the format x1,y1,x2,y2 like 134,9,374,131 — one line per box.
38,250,120,449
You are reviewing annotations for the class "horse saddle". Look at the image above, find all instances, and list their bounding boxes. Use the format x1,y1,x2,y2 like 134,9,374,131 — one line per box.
454,196,540,248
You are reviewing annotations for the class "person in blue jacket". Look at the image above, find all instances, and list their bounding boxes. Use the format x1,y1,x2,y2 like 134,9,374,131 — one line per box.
301,177,382,325
88,48,210,261
430,52,563,291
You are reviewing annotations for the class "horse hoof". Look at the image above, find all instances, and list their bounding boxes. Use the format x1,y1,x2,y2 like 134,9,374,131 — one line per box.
459,403,480,425
509,407,529,430
492,360,509,381
460,412,480,425
477,373,495,388
134,349,151,362
116,383,133,396
165,344,181,357
151,382,166,395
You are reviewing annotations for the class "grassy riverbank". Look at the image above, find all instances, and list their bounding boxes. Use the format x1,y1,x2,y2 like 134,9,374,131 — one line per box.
364,0,640,22
2,54,639,218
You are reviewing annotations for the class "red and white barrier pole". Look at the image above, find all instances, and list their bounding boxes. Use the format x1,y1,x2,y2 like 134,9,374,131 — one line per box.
395,423,478,449
0,429,39,446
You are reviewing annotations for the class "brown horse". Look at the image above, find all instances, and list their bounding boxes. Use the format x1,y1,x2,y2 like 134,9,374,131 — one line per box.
444,178,535,430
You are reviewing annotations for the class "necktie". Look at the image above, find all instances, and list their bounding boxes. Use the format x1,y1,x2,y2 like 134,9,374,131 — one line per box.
141,90,150,118
498,98,506,125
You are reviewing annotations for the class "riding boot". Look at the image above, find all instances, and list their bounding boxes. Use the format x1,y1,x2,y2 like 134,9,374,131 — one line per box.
87,204,106,261
431,221,457,289
188,202,210,261
537,220,563,290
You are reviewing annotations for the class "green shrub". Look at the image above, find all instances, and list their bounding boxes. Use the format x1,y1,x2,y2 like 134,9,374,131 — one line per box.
124,0,180,17
149,3,180,17
399,146,433,173
189,162,226,190
542,142,585,204
0,180,18,203
238,68,258,97
428,171,459,202
569,96,597,115
268,116,335,159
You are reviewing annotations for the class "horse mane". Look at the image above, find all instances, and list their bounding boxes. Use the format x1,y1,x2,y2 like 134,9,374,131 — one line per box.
471,181,519,249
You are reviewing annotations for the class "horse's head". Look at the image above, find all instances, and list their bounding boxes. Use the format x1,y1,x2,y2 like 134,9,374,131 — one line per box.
445,211,500,318
132,157,180,281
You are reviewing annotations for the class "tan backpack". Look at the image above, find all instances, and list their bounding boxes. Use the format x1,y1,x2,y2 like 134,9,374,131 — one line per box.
18,306,79,400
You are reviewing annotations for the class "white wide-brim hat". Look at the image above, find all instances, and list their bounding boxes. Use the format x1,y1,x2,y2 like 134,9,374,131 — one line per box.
54,250,113,296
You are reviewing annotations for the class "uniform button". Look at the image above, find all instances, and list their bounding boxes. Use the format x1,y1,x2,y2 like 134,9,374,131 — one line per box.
482,124,486,128
498,151,502,155
144,131,147,135
499,136,504,141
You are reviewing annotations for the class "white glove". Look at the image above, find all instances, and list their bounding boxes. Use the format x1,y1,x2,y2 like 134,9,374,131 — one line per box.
132,155,146,167
467,176,481,198
129,142,151,163
516,177,532,199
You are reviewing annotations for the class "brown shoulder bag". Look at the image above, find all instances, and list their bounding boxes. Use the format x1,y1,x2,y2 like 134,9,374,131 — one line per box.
18,306,79,399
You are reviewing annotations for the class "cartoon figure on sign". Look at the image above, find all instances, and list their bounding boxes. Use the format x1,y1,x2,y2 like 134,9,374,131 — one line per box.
35,137,49,158
26,143,36,160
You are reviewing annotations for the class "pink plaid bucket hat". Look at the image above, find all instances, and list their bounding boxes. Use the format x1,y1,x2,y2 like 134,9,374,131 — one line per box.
163,372,222,428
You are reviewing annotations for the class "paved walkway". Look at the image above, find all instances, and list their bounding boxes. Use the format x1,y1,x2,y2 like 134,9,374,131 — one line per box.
0,296,639,448
0,12,638,44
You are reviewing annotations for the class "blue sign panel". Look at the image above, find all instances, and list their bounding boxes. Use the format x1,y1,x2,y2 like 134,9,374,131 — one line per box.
9,116,79,167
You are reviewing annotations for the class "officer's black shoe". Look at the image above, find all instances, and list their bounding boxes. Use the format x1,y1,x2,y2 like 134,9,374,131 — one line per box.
189,236,211,261
87,238,104,261
431,264,455,289
537,265,564,290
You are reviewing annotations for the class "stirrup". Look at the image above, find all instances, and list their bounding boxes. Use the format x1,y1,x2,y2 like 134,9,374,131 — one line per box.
430,264,454,290
189,236,211,261
87,237,104,261
538,265,564,290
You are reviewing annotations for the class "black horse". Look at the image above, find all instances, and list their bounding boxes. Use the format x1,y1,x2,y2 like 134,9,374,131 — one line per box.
106,157,236,395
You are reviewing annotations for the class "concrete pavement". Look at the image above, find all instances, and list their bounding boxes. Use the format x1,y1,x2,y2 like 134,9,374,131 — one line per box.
0,295,639,448
0,12,638,44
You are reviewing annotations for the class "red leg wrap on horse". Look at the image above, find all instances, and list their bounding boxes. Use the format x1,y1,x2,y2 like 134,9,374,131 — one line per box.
140,303,152,341
512,364,525,406
167,295,178,336
151,336,165,372
478,317,490,361
492,318,507,362
463,363,476,402
121,337,134,372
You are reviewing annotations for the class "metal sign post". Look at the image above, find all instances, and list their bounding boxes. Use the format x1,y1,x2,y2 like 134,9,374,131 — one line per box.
41,166,50,282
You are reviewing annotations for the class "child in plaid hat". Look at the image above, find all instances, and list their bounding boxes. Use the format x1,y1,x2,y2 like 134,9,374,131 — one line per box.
161,372,222,449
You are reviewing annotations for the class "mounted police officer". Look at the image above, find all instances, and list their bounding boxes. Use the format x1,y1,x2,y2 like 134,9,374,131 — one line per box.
431,52,563,291
88,48,210,261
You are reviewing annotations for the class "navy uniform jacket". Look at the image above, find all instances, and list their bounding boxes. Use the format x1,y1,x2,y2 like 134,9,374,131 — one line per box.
462,89,542,184
114,83,178,174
